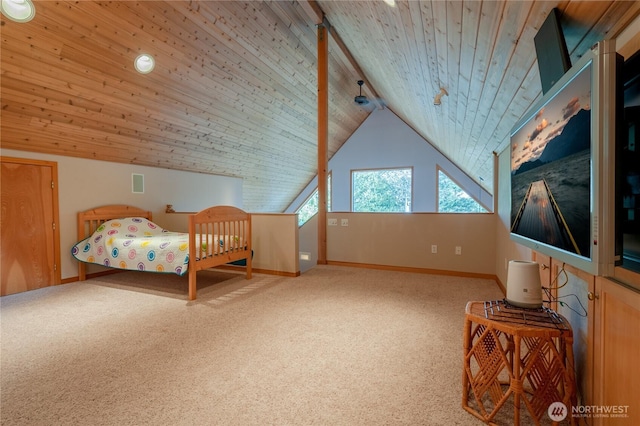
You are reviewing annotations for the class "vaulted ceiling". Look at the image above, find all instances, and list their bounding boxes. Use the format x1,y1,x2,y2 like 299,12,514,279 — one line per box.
2,1,639,212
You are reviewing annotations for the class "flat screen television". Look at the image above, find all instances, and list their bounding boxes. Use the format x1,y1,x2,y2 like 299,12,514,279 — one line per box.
510,41,621,276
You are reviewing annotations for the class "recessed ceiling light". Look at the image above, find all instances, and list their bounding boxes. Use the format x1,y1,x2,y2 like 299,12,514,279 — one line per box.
383,0,396,7
1,0,36,23
134,53,155,74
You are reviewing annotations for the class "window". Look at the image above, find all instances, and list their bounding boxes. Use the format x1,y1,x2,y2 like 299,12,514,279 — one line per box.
438,170,487,213
352,167,412,212
297,190,318,226
296,175,331,226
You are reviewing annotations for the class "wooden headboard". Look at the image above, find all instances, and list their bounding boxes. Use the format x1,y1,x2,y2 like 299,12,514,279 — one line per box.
76,205,153,280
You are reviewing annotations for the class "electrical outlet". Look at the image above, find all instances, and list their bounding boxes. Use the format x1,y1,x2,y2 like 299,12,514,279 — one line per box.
431,245,437,254
328,218,337,226
341,218,349,227
455,246,462,255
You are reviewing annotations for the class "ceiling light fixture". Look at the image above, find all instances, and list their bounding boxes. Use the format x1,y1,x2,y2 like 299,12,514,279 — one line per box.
383,0,396,7
0,0,35,23
354,80,369,106
433,88,448,105
134,53,155,74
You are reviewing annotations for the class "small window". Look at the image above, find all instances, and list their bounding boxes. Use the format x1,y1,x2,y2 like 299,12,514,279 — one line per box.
297,190,318,226
438,170,487,213
296,174,331,227
352,167,412,212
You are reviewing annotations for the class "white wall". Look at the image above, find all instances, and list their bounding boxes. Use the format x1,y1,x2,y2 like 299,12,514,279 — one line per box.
327,212,496,275
251,214,299,274
285,108,493,213
1,149,243,280
495,146,531,284
298,214,318,273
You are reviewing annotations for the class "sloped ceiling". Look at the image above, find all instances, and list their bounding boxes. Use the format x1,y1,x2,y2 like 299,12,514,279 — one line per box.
1,1,639,212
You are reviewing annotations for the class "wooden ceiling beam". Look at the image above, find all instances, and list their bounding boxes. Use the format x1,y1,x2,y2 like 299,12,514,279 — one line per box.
299,0,383,109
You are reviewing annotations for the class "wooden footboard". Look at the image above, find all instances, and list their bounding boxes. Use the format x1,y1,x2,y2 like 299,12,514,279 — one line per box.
188,205,252,300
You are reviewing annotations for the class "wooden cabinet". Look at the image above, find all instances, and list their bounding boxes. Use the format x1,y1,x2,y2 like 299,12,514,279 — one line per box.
532,252,640,424
532,251,551,296
590,276,640,425
550,261,593,409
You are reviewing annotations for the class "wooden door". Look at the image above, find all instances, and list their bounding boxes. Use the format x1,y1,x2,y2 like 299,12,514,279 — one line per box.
1,157,60,296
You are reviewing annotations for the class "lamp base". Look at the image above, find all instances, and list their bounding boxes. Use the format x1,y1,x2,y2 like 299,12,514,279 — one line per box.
505,298,543,309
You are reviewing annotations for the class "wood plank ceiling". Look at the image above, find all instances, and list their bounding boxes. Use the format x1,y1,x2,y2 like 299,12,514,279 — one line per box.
2,1,639,212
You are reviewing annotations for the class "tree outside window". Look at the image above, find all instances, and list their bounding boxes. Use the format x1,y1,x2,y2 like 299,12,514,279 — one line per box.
438,170,487,213
296,175,331,226
352,168,412,212
297,190,318,226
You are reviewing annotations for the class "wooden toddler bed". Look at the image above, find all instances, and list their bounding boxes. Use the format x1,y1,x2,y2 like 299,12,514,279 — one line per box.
73,204,252,300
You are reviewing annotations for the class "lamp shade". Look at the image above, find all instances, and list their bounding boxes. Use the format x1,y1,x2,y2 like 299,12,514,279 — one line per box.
506,260,543,308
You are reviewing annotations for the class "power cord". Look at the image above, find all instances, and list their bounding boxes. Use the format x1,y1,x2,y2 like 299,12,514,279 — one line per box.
543,263,588,317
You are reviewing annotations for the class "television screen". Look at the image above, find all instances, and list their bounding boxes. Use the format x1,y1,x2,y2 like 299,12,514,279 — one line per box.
509,41,621,276
510,61,592,258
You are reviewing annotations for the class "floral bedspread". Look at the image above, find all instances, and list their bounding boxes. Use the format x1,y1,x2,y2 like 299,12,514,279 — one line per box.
72,217,205,276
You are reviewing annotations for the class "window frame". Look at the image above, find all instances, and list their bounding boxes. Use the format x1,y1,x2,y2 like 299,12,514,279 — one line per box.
295,172,331,226
350,166,414,213
436,166,487,213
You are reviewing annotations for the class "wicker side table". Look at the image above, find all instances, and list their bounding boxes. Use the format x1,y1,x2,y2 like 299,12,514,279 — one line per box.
462,300,577,425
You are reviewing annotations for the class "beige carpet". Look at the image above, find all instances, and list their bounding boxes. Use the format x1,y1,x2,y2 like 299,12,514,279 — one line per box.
2,265,517,425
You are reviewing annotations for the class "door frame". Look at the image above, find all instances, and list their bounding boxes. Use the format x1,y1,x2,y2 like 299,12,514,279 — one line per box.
1,156,61,287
